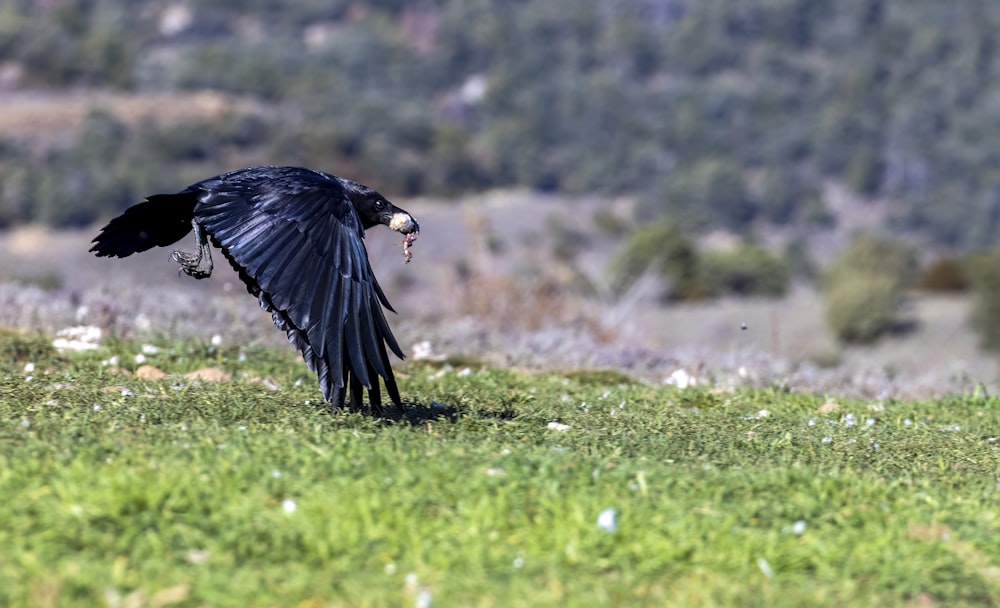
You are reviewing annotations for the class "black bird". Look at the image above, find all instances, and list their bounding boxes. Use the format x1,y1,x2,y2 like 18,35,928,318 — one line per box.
90,166,420,414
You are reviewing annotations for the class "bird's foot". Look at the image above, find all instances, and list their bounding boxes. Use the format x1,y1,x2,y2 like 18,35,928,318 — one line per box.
171,249,213,279
172,220,215,279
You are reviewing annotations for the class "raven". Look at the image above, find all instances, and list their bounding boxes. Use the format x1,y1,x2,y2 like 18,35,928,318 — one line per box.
90,166,419,414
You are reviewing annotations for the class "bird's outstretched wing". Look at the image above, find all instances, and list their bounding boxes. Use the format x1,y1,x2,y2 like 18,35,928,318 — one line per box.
191,168,403,410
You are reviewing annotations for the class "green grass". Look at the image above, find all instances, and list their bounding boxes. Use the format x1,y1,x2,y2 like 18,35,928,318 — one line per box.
1,332,998,607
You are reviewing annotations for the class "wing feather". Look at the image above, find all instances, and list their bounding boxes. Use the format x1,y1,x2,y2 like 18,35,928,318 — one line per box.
342,282,371,388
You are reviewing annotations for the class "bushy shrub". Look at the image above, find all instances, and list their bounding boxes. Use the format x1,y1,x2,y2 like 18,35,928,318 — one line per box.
824,235,919,289
612,223,790,301
824,273,901,344
699,245,790,298
610,220,705,301
917,256,969,292
823,235,917,343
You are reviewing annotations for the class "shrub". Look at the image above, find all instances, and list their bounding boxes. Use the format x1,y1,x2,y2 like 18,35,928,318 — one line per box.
824,235,919,290
699,245,790,298
824,273,901,344
822,235,917,343
610,220,705,300
917,256,969,292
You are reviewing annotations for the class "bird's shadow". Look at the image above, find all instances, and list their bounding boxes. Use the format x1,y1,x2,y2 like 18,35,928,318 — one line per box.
375,401,517,425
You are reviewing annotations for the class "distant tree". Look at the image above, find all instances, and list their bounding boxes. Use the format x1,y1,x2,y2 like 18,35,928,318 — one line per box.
661,159,756,231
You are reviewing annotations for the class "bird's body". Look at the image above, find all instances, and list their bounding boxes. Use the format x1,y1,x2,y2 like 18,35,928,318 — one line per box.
90,166,419,414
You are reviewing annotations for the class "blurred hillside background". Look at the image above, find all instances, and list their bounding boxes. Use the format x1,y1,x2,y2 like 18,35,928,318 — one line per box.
2,0,1000,397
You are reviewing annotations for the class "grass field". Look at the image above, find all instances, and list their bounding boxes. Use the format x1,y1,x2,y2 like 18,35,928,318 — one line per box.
1,331,998,607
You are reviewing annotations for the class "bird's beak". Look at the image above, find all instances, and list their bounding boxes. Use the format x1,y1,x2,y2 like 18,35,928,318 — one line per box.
388,211,419,235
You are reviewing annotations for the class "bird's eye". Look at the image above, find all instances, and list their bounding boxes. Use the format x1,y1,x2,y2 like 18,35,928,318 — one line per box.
374,199,385,210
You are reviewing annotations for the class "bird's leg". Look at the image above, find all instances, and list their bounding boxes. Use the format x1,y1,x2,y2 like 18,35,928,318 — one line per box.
348,374,365,414
171,220,214,279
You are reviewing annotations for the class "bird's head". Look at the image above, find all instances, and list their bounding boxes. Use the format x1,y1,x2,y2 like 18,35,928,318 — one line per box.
341,179,420,235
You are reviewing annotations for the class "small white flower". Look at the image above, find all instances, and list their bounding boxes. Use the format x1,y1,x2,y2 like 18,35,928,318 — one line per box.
134,353,146,364
281,499,297,513
792,520,806,535
384,563,396,575
24,376,33,382
185,549,211,564
271,470,282,478
665,369,695,389
843,414,857,428
211,334,223,347
456,367,472,377
757,409,769,418
821,437,832,444
411,341,434,360
904,418,913,427
21,418,30,429
596,508,618,533
865,418,876,427
415,590,432,608
134,313,151,332
512,556,525,569
23,362,35,373
141,344,159,355
757,557,775,579
92,404,103,412
547,422,570,432
53,325,102,352
121,388,133,397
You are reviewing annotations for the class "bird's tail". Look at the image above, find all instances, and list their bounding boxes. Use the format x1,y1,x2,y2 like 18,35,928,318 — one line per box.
90,193,199,258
